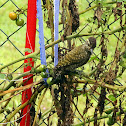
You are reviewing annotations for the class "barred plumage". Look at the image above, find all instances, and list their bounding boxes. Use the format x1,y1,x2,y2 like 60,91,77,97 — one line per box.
53,37,96,79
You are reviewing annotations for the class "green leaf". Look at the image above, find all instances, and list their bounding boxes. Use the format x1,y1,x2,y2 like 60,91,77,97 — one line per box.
83,93,87,97
119,59,126,68
0,63,3,65
25,48,32,53
123,50,126,59
119,60,124,66
0,73,5,79
108,95,116,101
7,74,13,80
88,56,99,62
105,106,112,114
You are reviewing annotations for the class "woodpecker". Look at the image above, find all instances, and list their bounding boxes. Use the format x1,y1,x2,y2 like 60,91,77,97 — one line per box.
53,37,96,80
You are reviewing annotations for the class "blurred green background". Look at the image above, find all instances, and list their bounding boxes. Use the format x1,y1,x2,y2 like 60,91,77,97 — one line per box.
0,0,126,125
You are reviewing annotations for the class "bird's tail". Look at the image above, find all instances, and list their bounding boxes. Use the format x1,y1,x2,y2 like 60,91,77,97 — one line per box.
51,67,66,84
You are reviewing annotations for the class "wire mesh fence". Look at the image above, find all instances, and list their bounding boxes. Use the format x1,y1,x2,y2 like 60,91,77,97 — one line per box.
0,0,126,125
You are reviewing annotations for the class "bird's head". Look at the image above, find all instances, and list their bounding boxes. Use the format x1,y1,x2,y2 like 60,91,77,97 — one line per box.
87,37,96,49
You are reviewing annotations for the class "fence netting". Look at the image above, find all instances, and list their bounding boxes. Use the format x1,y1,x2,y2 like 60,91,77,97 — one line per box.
0,0,126,126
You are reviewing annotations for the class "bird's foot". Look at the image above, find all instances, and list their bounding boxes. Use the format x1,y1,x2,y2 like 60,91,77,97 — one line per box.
69,70,89,79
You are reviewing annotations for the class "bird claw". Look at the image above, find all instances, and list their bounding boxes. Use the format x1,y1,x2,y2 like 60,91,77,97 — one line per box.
69,70,89,79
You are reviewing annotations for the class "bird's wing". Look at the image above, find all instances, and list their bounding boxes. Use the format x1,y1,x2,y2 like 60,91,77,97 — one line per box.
57,45,90,68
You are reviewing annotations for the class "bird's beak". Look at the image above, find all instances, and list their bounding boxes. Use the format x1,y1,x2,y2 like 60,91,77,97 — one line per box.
86,39,90,46
90,49,93,54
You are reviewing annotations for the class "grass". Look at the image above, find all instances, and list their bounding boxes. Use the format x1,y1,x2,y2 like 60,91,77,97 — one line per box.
0,0,126,125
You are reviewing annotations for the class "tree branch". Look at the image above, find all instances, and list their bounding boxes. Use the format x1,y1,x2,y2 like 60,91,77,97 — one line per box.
4,84,45,123
0,25,125,71
73,78,126,91
72,108,126,126
79,1,117,15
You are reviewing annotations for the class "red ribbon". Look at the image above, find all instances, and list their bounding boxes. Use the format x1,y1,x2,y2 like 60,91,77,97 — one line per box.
20,0,37,125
